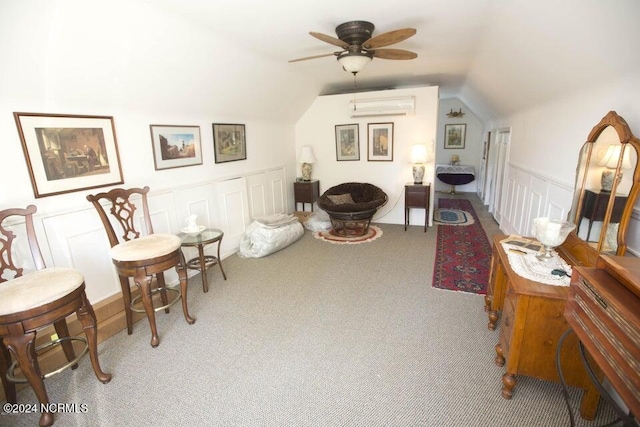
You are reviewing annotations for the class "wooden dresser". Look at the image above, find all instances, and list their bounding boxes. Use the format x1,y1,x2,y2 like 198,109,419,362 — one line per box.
486,233,601,419
485,232,599,330
566,255,640,419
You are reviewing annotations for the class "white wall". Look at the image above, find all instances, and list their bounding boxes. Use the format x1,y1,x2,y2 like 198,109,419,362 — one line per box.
0,1,299,216
491,71,640,254
295,86,439,227
435,98,484,193
0,1,301,305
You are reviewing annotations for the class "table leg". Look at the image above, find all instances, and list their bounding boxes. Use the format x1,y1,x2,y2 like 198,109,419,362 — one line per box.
217,240,227,280
404,208,408,231
197,244,209,293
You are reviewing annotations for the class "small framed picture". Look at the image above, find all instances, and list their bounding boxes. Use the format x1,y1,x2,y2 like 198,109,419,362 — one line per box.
367,122,394,161
444,124,466,149
150,125,202,170
13,112,124,198
212,123,247,163
335,124,360,161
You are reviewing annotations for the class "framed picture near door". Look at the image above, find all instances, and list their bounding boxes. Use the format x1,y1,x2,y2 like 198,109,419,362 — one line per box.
444,124,466,149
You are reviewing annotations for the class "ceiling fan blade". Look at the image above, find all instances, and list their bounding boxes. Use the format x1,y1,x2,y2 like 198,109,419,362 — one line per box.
309,32,350,49
288,52,338,63
370,48,417,60
363,28,416,49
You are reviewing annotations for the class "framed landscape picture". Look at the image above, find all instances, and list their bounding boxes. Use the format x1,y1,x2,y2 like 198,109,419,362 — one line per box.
335,124,359,161
150,125,202,170
444,124,466,149
212,123,247,163
13,112,124,198
367,122,394,161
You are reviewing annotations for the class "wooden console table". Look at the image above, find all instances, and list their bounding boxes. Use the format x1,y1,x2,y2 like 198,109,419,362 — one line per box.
435,164,475,194
486,234,601,419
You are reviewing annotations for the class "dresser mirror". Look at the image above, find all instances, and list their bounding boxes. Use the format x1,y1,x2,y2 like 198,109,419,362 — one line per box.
569,111,640,255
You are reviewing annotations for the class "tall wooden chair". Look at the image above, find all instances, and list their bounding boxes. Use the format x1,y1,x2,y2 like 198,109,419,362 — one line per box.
0,205,111,427
86,186,195,347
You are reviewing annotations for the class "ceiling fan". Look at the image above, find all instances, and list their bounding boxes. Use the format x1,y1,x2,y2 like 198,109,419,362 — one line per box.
289,21,417,74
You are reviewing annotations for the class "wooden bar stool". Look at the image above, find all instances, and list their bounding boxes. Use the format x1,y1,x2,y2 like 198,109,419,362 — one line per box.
0,205,111,427
86,186,195,347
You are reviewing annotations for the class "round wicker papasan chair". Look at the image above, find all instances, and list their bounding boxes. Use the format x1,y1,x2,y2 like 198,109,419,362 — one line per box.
317,182,388,237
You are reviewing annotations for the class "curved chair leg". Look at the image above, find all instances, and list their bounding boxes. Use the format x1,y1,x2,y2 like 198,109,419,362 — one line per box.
76,292,112,384
118,276,133,335
134,269,160,347
53,319,78,369
177,254,196,326
4,331,54,427
156,272,170,314
0,340,16,403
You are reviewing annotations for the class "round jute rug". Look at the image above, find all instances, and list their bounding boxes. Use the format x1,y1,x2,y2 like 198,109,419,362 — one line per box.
313,225,383,245
433,208,475,226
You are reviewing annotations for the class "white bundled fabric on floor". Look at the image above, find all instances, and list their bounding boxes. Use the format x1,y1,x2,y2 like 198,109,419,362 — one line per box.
238,213,304,258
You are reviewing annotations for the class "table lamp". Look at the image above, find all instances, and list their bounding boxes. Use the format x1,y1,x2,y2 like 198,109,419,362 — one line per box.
298,146,317,181
411,144,428,184
598,144,631,192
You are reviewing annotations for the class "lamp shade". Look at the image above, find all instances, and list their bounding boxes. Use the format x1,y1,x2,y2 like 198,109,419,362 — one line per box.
411,144,428,164
298,146,316,164
598,144,632,169
337,53,372,74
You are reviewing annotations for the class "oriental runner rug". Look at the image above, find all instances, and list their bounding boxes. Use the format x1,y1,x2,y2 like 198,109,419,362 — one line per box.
432,199,491,294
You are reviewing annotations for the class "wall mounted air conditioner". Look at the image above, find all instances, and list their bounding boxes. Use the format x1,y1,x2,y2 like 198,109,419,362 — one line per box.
348,96,415,118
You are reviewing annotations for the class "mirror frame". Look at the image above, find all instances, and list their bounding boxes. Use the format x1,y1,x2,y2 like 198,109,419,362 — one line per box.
570,111,640,255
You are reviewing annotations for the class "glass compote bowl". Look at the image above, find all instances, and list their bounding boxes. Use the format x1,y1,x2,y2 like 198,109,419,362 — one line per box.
532,217,576,261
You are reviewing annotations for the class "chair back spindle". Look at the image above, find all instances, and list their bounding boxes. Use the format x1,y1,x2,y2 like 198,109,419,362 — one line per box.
86,186,154,248
0,205,45,282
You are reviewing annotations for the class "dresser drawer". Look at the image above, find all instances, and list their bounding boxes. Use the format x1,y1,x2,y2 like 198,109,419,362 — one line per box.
500,290,516,353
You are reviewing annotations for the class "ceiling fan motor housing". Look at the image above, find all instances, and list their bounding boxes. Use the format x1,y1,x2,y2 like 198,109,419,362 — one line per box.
335,21,374,46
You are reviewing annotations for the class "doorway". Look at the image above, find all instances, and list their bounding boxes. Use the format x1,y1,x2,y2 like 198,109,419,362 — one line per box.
485,128,511,223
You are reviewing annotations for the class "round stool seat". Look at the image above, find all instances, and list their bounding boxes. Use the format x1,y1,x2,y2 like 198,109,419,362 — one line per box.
0,268,84,316
110,233,181,262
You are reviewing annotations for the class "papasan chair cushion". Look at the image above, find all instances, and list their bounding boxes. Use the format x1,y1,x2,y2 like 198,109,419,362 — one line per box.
317,183,388,236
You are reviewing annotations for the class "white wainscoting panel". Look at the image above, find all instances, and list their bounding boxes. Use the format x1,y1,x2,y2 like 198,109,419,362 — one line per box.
216,177,250,253
247,173,269,219
499,163,640,257
267,168,287,214
246,168,288,219
41,208,121,303
499,164,574,236
173,182,216,230
546,183,574,221
6,167,286,306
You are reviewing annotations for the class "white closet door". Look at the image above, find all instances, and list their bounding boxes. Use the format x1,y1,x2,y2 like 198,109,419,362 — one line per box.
490,129,511,223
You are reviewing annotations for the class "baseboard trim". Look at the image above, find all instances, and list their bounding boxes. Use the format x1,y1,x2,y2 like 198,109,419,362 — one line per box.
1,286,147,401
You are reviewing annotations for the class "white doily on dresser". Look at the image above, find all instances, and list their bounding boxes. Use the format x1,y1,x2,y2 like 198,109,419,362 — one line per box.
501,242,572,286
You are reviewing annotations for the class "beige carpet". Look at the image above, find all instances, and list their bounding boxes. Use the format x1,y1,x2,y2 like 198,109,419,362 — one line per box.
6,195,618,426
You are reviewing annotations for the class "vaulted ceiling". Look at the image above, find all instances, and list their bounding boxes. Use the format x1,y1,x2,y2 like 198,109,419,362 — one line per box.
76,1,640,124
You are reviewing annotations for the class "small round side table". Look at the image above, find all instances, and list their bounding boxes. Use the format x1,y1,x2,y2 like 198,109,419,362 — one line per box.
179,228,227,293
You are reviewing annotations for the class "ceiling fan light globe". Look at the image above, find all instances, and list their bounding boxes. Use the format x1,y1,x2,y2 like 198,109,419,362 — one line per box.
337,53,372,74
